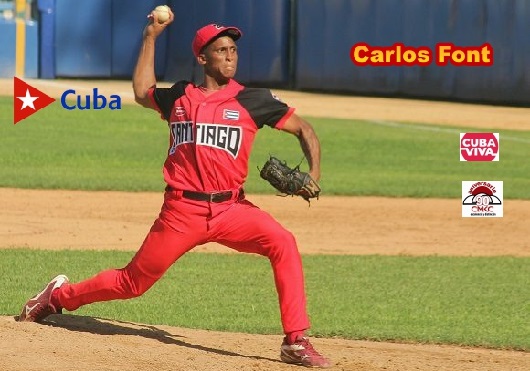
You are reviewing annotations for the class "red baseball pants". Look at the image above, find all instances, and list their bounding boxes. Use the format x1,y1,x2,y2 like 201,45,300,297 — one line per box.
56,190,310,335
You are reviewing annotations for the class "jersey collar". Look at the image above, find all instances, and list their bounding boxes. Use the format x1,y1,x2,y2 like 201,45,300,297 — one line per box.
188,79,244,102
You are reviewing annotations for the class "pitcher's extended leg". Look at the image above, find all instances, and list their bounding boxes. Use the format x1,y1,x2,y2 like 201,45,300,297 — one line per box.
56,218,200,311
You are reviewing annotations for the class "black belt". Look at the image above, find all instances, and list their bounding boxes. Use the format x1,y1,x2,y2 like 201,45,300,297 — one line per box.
166,186,243,203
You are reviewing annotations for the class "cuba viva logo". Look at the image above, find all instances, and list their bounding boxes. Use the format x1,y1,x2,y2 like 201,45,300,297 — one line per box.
13,77,121,124
460,132,499,161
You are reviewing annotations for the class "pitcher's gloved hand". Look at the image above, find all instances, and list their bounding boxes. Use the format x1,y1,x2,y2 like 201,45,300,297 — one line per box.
259,156,321,203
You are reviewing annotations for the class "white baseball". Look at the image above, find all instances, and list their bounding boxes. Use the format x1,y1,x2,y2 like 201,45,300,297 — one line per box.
154,5,170,23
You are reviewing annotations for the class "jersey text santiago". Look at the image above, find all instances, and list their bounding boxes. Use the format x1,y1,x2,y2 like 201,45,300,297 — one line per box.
148,79,294,192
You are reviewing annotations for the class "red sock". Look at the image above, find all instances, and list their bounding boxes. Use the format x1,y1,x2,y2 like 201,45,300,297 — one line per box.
286,331,305,344
50,288,62,310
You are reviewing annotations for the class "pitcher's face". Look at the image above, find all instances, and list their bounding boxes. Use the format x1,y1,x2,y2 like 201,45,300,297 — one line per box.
199,36,238,81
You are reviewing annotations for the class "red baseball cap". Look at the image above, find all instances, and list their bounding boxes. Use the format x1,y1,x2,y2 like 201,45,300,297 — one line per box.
192,24,242,57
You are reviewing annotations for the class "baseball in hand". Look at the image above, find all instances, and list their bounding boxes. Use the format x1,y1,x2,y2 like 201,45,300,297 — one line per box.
154,5,170,23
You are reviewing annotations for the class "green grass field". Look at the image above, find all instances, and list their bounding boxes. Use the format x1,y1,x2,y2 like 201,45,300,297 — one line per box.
1,97,529,351
1,250,528,350
1,97,529,198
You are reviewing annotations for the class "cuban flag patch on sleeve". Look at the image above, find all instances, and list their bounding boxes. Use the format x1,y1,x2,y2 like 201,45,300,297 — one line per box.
223,109,240,120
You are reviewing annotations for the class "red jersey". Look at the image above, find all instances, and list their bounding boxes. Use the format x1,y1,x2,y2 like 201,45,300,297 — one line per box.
148,79,294,192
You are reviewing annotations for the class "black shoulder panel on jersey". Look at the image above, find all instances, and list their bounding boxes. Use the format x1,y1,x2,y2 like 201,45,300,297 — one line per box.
235,88,290,129
153,80,190,121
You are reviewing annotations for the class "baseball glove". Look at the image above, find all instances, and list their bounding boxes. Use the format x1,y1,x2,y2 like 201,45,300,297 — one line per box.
259,156,321,203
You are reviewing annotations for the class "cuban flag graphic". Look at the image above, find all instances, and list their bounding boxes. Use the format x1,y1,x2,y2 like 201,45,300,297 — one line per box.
223,109,240,120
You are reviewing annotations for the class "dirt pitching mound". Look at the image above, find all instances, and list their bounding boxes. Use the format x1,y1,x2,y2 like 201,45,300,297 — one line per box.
2,316,529,371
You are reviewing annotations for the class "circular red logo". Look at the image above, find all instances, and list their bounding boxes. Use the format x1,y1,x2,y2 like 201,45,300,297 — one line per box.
460,133,499,161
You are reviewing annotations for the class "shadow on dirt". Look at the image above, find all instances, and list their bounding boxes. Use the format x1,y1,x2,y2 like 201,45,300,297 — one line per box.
41,314,282,364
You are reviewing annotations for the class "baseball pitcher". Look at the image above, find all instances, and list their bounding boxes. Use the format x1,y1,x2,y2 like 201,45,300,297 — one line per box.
18,7,330,368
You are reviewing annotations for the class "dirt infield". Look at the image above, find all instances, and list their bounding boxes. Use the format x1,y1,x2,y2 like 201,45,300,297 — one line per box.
2,188,529,256
2,79,529,370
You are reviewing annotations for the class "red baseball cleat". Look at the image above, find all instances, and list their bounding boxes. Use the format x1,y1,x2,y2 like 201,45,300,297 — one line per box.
18,275,69,322
280,336,332,368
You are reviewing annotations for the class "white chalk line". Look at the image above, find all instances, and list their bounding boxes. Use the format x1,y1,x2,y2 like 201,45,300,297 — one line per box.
369,120,530,144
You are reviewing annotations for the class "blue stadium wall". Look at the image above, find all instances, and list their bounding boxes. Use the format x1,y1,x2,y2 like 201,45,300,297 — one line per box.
0,19,38,78
294,0,530,105
5,0,528,105
48,0,290,85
